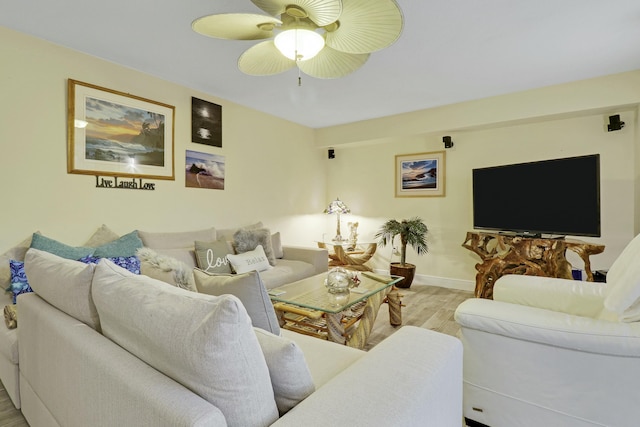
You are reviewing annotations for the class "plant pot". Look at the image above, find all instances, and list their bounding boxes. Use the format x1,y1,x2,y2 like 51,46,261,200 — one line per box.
390,262,416,288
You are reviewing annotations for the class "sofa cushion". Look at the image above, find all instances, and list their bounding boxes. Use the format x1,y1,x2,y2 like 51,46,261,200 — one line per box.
30,233,95,260
234,227,276,266
281,329,365,388
24,248,99,330
604,233,640,321
92,259,279,426
194,239,233,274
138,228,216,268
136,247,196,292
217,221,263,242
193,269,280,335
84,224,121,247
227,245,272,274
254,327,315,415
271,232,284,259
259,259,317,290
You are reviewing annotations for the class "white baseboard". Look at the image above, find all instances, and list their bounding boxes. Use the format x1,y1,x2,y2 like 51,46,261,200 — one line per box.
373,269,475,292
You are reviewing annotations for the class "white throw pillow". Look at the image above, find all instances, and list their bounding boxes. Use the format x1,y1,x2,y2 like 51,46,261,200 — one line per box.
24,248,99,330
91,259,278,426
604,233,640,320
271,232,284,259
227,245,272,274
193,269,280,335
254,327,315,415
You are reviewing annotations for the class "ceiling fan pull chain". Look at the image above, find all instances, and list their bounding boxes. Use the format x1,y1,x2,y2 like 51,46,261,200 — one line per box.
298,66,302,87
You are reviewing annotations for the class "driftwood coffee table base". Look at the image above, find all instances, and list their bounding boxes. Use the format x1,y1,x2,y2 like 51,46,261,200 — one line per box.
273,287,402,349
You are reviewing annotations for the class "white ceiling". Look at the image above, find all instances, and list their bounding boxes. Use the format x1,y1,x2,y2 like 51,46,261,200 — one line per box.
3,0,640,128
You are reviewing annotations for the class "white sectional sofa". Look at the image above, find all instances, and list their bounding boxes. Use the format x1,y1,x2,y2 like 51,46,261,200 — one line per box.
0,224,329,411
16,248,463,426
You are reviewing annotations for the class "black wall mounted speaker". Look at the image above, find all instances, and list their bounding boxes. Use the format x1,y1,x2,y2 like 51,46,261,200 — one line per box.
328,148,335,159
443,136,454,148
607,114,625,132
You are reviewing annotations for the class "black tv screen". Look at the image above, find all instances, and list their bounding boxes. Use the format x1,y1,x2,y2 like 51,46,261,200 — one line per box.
472,154,601,237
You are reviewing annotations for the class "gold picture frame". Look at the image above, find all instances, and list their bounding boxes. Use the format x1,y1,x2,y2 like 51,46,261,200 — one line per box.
395,151,446,197
67,79,175,180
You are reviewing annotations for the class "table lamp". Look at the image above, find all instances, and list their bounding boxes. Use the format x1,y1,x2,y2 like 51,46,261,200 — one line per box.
324,197,350,242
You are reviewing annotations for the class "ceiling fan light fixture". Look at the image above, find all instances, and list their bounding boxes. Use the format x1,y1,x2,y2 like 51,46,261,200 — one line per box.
274,28,325,61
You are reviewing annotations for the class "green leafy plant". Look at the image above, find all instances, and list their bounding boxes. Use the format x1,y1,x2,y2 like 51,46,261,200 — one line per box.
375,217,428,266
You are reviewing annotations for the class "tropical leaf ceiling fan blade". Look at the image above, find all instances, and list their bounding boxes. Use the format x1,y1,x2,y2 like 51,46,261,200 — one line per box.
297,46,369,79
192,13,281,40
238,41,297,75
251,0,341,26
325,0,403,54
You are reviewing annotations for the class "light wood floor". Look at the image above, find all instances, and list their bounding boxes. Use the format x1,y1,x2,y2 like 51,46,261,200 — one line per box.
0,284,473,426
0,383,26,427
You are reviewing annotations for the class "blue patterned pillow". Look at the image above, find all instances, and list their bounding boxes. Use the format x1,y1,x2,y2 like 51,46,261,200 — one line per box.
78,255,141,275
7,260,32,303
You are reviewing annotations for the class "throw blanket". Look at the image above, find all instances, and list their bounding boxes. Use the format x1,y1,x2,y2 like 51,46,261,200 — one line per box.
4,304,17,329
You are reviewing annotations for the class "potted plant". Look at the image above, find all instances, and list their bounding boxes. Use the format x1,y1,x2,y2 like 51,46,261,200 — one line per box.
375,217,428,288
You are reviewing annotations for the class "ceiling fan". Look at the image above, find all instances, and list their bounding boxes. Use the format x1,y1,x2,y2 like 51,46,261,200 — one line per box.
192,0,403,81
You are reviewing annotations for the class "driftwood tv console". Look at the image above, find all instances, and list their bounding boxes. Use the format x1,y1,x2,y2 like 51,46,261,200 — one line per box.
462,231,605,299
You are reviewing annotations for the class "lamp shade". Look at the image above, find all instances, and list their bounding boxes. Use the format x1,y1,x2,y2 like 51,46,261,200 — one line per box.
324,198,350,215
274,28,325,61
325,197,350,243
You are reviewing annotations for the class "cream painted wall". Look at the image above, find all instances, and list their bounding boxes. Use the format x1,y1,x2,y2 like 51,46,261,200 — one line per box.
0,27,326,251
325,109,637,288
2,26,639,290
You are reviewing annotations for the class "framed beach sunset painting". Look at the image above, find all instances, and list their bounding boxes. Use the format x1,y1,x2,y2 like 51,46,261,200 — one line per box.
395,151,446,197
67,79,175,180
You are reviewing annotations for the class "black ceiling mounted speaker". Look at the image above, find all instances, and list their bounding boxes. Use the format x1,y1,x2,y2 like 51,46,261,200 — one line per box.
607,114,625,132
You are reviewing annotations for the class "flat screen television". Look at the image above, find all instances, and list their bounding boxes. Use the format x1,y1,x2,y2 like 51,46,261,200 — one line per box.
472,154,601,237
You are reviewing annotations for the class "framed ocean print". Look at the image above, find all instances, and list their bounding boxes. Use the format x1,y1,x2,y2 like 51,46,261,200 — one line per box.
395,151,446,197
67,79,175,180
185,150,225,190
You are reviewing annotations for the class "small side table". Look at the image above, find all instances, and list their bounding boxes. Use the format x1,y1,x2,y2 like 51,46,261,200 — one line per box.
317,241,377,271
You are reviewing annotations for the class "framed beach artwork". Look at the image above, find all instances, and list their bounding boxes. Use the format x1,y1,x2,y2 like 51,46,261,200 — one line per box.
395,151,446,197
192,97,222,147
67,79,175,180
185,150,225,190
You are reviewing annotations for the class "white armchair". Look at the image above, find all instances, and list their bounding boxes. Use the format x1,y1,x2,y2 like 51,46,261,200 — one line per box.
455,233,640,427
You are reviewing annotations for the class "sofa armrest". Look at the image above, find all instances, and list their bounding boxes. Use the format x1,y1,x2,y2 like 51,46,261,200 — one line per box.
455,298,640,357
281,245,328,275
494,274,607,317
273,326,462,427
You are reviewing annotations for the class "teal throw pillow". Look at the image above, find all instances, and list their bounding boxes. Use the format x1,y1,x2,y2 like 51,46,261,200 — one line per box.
30,233,95,260
93,231,143,258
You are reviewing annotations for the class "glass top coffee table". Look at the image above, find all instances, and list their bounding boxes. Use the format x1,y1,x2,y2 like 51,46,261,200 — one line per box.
269,272,403,348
